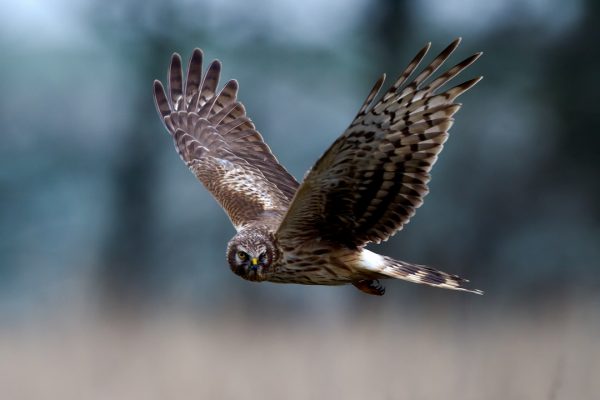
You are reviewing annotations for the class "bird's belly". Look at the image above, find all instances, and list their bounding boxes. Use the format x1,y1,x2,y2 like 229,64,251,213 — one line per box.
268,249,361,285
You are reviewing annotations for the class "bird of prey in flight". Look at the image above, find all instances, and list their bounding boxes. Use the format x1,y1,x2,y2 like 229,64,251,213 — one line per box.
153,38,482,296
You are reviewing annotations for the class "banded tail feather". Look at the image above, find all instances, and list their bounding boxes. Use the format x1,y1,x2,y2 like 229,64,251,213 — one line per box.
359,250,483,295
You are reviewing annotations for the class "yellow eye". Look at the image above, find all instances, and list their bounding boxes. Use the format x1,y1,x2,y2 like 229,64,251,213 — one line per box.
237,251,248,260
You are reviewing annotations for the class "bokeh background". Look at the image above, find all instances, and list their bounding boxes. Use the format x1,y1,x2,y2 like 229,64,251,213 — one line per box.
1,0,599,398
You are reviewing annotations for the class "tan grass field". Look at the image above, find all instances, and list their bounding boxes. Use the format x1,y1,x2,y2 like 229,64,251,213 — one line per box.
1,300,598,400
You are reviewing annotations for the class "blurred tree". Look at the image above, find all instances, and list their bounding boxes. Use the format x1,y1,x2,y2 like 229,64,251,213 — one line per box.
545,0,600,219
374,0,412,62
91,1,179,310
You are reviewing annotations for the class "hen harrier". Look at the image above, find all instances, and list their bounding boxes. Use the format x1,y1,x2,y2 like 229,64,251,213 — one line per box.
153,38,482,295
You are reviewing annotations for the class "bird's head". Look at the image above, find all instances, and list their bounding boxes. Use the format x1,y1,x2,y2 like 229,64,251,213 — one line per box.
226,229,276,282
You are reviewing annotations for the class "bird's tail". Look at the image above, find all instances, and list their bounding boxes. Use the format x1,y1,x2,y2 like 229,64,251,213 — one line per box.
378,255,483,294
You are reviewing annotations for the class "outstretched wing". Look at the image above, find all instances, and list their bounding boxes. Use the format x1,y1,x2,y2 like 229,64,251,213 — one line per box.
277,39,481,247
154,49,299,230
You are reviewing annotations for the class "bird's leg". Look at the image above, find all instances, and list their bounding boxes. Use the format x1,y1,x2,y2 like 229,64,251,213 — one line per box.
352,279,385,296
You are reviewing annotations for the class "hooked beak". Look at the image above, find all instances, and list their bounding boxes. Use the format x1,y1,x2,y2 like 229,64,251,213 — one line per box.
247,258,261,280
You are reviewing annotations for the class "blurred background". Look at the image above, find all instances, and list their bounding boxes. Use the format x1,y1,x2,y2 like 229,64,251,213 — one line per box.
1,0,599,398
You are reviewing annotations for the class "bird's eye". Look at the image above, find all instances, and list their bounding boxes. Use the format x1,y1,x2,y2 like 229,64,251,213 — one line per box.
237,251,248,261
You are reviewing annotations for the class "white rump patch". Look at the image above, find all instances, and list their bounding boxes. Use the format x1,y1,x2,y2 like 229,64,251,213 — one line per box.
360,249,385,272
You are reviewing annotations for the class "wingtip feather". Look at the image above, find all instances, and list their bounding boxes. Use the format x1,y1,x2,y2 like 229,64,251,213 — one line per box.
153,80,171,119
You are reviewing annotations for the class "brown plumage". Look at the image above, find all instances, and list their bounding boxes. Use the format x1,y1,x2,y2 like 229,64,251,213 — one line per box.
153,38,483,295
